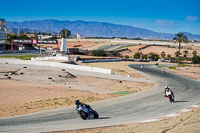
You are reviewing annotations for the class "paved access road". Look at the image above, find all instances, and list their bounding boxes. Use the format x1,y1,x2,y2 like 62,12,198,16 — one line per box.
0,64,200,133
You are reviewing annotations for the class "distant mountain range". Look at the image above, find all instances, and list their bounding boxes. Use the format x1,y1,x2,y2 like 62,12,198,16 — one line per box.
6,19,200,41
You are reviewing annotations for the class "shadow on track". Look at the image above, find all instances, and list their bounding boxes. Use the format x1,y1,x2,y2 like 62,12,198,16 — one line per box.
174,101,189,103
98,117,111,120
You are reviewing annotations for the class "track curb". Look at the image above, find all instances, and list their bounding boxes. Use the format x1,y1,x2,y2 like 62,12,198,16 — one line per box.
139,104,199,123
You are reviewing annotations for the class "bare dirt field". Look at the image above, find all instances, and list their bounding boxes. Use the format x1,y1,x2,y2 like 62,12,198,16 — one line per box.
41,39,117,50
38,40,103,50
59,40,99,50
0,62,153,118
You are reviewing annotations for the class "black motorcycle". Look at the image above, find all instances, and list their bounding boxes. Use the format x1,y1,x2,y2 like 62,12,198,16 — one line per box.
76,104,99,120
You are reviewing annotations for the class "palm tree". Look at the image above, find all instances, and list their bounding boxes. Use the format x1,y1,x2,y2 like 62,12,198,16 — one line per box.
60,29,71,38
173,33,188,66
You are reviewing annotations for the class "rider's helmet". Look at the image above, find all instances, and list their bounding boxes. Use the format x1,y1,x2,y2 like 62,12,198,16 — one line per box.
165,86,169,91
75,100,80,105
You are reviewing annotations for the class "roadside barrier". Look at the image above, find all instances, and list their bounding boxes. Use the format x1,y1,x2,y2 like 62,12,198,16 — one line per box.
0,59,112,74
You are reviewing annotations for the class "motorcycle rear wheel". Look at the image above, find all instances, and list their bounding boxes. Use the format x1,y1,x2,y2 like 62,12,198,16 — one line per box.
92,110,99,119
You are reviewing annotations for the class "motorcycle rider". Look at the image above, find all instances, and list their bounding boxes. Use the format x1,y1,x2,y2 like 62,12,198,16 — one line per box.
162,68,165,74
75,100,92,113
141,65,144,69
164,86,174,98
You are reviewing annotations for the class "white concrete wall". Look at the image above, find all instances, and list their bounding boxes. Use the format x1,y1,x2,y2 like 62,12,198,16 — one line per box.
0,59,112,74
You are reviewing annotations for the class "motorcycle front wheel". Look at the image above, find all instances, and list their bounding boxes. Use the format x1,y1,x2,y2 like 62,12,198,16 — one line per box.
169,97,173,103
79,111,88,120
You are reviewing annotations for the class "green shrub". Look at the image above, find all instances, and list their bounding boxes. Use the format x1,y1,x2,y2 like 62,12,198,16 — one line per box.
168,66,177,69
133,52,141,59
180,64,190,67
124,55,130,59
157,65,170,68
92,50,106,56
149,52,160,61
192,55,200,64
0,55,39,60
109,91,132,95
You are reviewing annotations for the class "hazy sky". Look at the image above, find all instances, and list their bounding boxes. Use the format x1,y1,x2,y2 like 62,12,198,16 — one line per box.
1,0,200,34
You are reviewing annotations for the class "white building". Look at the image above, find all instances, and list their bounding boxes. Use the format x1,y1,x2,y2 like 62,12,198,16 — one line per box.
76,33,81,39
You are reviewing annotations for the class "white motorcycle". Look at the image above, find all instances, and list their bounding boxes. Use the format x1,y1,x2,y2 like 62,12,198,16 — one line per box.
164,90,175,103
141,65,144,69
162,69,165,74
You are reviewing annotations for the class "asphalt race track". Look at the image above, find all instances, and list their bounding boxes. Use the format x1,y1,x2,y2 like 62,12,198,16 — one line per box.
0,64,200,133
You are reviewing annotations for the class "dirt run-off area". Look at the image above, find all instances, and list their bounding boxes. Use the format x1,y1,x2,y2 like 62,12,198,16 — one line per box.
0,62,153,118
166,65,200,81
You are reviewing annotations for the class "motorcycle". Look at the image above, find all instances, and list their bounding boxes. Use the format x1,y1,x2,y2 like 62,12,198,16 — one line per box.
141,65,144,69
162,69,165,74
165,94,175,103
164,90,175,103
76,104,99,120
